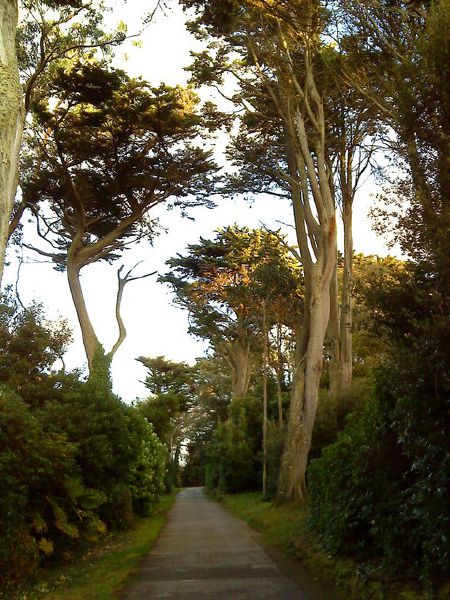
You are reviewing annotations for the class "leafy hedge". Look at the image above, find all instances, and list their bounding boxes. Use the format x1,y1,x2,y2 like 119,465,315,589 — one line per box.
205,396,261,493
309,261,450,585
308,361,450,584
0,299,166,595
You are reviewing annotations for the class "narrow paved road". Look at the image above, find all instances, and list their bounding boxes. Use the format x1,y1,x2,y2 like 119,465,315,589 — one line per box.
123,487,312,599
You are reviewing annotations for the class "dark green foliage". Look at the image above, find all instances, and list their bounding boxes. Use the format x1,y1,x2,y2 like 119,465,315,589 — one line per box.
181,354,233,487
162,226,302,351
88,345,113,392
22,61,218,272
182,441,207,487
41,379,164,528
0,298,166,593
135,356,196,492
308,261,450,583
310,378,374,459
0,293,72,407
265,422,285,499
205,396,261,493
0,390,105,595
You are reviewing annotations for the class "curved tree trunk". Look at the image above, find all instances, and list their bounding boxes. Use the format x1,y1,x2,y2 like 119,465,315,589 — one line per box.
0,0,24,286
66,258,101,371
67,259,153,375
278,240,336,501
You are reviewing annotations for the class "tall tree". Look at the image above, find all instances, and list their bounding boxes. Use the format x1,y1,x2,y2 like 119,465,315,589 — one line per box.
341,0,449,271
22,62,218,373
135,356,198,488
182,0,347,499
0,0,23,285
162,226,302,399
0,0,127,285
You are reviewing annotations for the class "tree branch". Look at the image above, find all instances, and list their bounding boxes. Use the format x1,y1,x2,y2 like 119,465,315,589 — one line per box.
108,264,157,359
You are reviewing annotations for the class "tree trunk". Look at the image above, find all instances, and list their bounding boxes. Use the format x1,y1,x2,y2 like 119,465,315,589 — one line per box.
0,0,23,286
66,258,101,371
230,336,252,398
262,301,268,498
275,323,284,427
277,108,338,501
340,205,353,389
328,258,341,395
278,256,335,501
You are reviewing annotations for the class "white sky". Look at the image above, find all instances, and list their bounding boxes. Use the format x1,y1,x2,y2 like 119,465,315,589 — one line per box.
4,0,394,403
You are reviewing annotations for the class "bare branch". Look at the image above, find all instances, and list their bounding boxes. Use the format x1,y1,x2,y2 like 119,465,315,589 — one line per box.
108,264,157,359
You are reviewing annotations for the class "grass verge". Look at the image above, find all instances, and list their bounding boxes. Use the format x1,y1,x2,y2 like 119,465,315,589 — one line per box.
221,492,449,600
19,491,178,600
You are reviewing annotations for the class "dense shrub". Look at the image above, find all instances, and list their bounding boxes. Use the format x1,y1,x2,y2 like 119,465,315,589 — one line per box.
310,378,374,459
40,378,166,528
205,396,261,493
0,300,166,594
309,259,450,585
129,420,166,517
0,390,106,595
309,359,450,583
265,421,285,498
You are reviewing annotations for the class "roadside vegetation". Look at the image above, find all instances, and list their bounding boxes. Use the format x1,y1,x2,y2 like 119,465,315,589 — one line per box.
0,0,448,597
17,492,177,600
222,493,450,600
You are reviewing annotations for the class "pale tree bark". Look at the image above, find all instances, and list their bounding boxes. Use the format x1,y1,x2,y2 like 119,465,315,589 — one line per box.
247,9,341,497
214,306,254,399
67,257,100,371
109,264,157,359
66,252,155,373
228,334,252,398
278,239,336,500
273,39,338,501
0,0,23,286
328,259,341,396
328,207,353,397
327,101,374,394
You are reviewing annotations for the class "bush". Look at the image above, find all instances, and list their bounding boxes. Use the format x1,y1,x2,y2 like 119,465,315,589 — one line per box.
129,420,166,517
41,378,165,528
308,358,450,583
205,397,261,493
310,378,374,459
0,300,167,594
0,390,106,595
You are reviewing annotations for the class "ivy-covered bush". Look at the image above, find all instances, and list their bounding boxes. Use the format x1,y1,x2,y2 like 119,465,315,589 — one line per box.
129,420,166,517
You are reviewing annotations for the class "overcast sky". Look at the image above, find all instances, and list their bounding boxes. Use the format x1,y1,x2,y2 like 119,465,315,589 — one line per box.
5,0,394,403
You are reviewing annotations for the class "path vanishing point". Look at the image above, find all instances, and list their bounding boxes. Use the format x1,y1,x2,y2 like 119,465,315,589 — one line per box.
123,487,313,599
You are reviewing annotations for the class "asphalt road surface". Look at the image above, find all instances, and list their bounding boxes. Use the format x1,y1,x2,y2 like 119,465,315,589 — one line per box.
123,487,313,600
